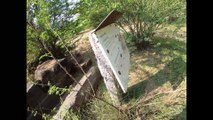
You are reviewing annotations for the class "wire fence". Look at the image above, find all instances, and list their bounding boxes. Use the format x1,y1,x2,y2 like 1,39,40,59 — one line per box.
26,22,133,119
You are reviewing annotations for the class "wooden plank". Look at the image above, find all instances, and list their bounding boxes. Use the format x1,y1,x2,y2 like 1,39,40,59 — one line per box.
52,66,102,120
94,10,123,32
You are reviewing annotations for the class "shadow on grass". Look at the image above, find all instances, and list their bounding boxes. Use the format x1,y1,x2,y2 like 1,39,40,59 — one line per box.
122,56,186,103
129,36,186,70
152,36,186,56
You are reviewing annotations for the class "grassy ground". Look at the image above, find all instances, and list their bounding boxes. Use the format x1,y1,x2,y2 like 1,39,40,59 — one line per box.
71,24,186,120
27,24,186,120
28,24,186,119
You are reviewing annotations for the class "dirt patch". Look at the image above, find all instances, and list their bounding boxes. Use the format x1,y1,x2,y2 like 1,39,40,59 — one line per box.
69,29,98,65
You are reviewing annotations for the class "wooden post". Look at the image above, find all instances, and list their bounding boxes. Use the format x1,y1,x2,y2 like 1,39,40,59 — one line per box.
89,32,122,105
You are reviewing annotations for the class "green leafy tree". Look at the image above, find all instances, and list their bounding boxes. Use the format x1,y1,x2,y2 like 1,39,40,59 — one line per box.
75,0,113,28
76,0,186,49
116,0,186,49
27,0,79,78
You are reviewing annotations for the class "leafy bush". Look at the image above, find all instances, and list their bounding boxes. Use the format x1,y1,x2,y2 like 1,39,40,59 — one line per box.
76,0,186,49
27,0,80,80
76,0,112,28
115,0,186,50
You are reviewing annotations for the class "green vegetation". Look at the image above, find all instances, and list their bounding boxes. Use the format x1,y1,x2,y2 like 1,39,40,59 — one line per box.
117,0,185,50
79,26,186,119
76,0,186,49
27,0,80,81
27,0,186,119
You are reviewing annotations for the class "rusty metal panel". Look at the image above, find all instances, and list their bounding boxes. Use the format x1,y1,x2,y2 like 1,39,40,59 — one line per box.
94,10,123,32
